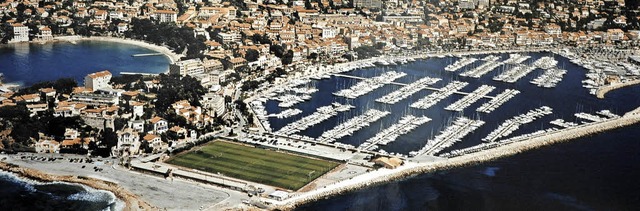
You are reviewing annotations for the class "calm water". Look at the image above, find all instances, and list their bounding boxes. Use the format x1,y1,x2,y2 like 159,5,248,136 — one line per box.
266,52,640,155
0,171,123,210
298,125,640,211
0,40,170,86
260,53,640,210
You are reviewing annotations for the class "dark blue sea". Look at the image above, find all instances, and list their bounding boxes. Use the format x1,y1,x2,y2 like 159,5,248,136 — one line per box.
0,40,170,86
260,53,640,210
0,171,123,210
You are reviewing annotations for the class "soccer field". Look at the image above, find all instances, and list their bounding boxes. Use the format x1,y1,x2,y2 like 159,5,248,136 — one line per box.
166,141,340,190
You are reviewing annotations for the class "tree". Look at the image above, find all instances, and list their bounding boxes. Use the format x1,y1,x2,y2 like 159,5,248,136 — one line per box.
353,45,381,59
100,128,118,150
307,52,318,60
270,44,286,57
245,49,260,62
155,74,206,113
53,78,77,94
282,50,294,65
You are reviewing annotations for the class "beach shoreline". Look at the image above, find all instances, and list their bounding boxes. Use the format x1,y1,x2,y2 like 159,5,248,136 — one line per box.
53,36,182,64
0,161,153,210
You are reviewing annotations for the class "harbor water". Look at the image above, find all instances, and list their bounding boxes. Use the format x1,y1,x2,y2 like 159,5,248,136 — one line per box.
261,52,640,210
265,52,640,155
0,171,124,210
0,40,170,86
297,125,640,211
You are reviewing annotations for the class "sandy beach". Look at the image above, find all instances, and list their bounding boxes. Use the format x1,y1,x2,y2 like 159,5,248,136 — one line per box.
53,36,182,64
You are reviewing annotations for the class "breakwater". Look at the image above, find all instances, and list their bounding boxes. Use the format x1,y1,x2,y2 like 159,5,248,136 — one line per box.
596,79,640,99
273,108,640,210
0,162,154,210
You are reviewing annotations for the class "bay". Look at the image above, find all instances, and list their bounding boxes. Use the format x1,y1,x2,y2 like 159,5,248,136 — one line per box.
0,40,170,86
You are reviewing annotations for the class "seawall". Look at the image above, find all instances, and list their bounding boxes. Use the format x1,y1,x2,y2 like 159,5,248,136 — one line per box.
273,109,640,210
596,79,640,99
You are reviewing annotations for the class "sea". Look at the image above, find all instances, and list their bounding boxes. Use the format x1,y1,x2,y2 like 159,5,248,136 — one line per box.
0,40,169,210
260,52,640,210
0,171,124,210
0,40,171,86
1,44,639,210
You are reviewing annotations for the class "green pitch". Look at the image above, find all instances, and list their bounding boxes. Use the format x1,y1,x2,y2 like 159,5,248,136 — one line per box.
166,140,340,190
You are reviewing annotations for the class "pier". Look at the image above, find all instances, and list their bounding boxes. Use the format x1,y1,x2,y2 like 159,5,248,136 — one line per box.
333,72,406,99
482,106,553,142
459,56,504,78
120,72,160,76
410,81,469,110
476,89,520,113
375,77,441,104
132,53,164,57
275,103,354,136
412,117,485,156
444,57,477,72
445,85,495,112
530,68,567,88
332,73,494,98
493,64,537,83
318,109,390,143
358,115,431,151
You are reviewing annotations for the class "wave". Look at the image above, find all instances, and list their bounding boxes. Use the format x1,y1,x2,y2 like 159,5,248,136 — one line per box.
0,170,125,211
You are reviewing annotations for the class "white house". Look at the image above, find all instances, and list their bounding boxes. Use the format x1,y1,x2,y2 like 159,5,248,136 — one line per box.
10,23,29,43
84,70,112,91
115,128,141,155
149,116,168,134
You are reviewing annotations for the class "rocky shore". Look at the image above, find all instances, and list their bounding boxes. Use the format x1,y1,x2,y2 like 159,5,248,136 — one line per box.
0,162,154,211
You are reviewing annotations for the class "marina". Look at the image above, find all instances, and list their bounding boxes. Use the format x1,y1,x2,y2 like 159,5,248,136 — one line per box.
275,103,354,136
444,57,477,72
482,106,553,142
530,68,567,88
410,81,469,110
257,51,640,160
411,117,485,156
375,77,441,104
267,108,303,119
358,115,432,151
493,64,538,83
318,109,390,143
476,89,520,113
333,71,407,99
459,56,504,78
444,85,495,112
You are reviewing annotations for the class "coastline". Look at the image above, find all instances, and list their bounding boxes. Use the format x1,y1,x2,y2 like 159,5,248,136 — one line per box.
0,161,154,211
54,36,182,64
271,108,640,210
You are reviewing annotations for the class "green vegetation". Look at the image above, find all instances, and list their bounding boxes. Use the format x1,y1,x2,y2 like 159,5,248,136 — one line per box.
353,45,381,59
166,141,339,190
154,74,206,113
